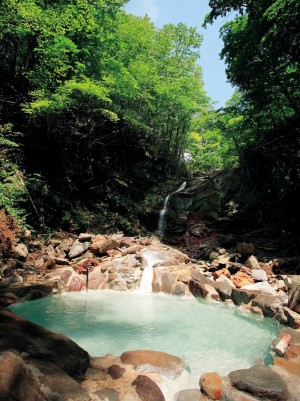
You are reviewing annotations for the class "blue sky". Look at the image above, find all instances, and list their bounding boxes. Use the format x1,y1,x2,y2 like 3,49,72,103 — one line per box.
124,0,235,107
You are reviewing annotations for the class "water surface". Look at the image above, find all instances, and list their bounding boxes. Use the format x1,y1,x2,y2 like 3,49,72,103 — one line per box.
10,290,279,387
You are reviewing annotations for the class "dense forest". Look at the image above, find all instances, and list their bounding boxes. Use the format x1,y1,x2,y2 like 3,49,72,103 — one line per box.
0,0,299,235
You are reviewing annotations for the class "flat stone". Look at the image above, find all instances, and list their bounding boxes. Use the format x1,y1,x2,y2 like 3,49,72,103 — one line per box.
94,388,120,401
121,350,184,378
241,281,277,295
132,375,165,401
232,272,254,288
273,357,300,377
229,365,288,401
175,389,201,401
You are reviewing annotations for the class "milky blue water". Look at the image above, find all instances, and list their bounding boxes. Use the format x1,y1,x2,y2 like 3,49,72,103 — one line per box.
10,290,280,387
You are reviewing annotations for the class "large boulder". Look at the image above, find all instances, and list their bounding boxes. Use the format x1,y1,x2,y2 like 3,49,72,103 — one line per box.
252,293,287,322
0,308,90,378
0,350,90,401
229,365,288,401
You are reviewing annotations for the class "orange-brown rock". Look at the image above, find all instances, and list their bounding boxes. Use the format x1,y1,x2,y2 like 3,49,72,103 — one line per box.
274,357,300,377
232,272,254,288
200,372,223,400
90,235,119,255
121,350,184,377
284,344,300,360
213,268,230,280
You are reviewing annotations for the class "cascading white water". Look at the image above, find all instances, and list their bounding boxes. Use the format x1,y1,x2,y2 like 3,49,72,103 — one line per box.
157,181,187,235
139,251,162,293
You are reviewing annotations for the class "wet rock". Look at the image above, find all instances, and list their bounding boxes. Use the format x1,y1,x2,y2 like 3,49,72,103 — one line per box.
284,307,300,329
94,388,120,401
0,308,90,378
200,372,223,400
189,278,208,299
252,293,286,321
107,364,126,379
69,276,84,291
214,277,234,300
229,365,288,401
175,389,201,401
160,266,192,295
121,350,184,378
32,359,90,401
231,288,257,306
272,333,293,356
132,375,165,401
273,357,300,377
0,351,44,401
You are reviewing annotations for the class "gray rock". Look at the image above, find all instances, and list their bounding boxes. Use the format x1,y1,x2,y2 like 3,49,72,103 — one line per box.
251,269,268,282
175,389,201,401
229,365,288,401
231,288,257,305
283,307,300,329
68,239,90,259
252,293,287,322
95,388,120,401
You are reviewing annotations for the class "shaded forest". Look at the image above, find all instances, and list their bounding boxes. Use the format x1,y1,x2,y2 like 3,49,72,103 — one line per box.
0,0,299,235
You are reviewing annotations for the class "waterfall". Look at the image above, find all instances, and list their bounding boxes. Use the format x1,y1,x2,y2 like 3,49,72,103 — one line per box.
157,181,187,235
139,251,162,293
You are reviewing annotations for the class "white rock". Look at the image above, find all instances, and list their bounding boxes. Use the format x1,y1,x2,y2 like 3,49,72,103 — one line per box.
251,269,268,282
241,281,277,295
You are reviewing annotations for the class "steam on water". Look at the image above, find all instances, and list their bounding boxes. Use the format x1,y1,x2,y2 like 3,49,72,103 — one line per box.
157,181,187,235
10,290,279,397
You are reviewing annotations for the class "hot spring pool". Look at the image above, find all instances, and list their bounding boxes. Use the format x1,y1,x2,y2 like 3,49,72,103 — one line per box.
10,290,280,388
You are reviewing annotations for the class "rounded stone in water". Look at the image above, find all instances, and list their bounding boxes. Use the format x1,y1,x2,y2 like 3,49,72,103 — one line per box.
10,290,279,388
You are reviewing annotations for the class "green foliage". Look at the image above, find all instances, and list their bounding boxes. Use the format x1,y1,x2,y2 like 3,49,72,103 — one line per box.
204,0,300,123
0,124,27,225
